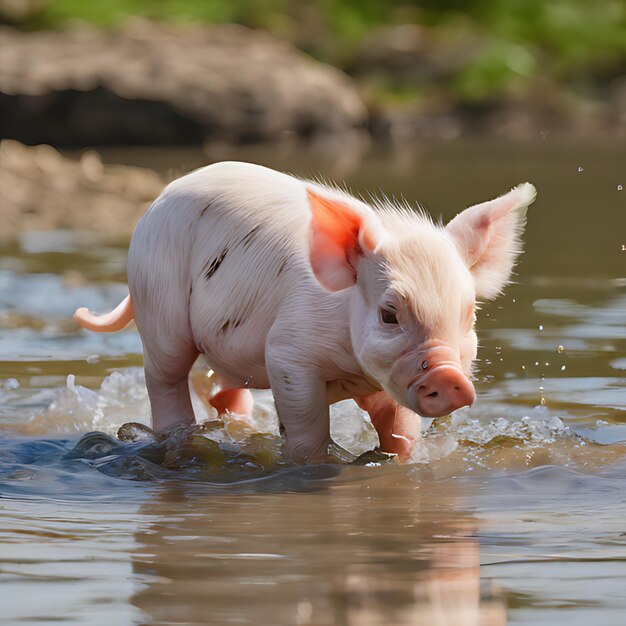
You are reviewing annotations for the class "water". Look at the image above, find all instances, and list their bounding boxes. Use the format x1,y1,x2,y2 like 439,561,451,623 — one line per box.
1,140,625,625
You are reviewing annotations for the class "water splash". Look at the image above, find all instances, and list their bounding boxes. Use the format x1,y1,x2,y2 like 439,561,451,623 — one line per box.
409,405,580,467
36,368,379,457
39,369,152,433
26,367,619,477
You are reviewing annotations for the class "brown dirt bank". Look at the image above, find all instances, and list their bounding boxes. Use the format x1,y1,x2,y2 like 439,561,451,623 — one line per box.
0,20,367,147
2,20,624,148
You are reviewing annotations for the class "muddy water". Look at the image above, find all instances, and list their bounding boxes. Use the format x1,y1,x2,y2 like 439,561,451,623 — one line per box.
0,141,624,625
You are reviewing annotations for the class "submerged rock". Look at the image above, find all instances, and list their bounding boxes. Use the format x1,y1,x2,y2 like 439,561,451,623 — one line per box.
0,20,368,146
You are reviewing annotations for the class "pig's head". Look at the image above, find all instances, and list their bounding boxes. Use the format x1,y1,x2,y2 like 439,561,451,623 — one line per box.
307,183,536,417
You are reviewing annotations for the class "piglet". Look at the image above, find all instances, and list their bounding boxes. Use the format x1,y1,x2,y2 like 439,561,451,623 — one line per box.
74,162,536,462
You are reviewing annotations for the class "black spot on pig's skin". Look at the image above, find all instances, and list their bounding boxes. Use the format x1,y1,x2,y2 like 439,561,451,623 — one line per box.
204,247,228,280
221,317,244,331
241,225,261,248
277,257,289,276
200,201,212,218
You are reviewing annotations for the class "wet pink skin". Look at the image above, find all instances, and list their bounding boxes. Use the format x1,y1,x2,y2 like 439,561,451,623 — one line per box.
404,343,476,417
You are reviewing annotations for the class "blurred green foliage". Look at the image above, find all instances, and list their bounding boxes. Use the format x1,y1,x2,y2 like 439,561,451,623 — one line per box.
14,0,626,105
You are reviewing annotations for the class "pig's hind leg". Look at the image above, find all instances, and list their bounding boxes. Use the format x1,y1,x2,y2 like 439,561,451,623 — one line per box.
208,377,254,419
141,339,199,433
128,202,204,433
356,392,422,462
130,275,200,432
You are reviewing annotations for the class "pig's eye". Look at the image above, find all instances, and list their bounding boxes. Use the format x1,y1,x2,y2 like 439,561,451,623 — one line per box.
380,307,398,325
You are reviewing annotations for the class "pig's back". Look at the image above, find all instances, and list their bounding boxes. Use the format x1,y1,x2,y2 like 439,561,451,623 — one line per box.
175,162,319,376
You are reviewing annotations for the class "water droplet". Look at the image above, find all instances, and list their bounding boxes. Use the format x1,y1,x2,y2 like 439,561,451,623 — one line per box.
522,365,526,370
557,345,564,353
512,299,516,303
534,361,539,366
86,354,100,364
545,362,549,367
540,396,546,406
561,365,566,371
538,325,544,331
577,166,584,172
618,184,623,191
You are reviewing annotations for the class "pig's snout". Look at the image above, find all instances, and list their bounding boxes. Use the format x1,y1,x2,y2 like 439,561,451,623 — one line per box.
407,345,475,417
411,367,475,417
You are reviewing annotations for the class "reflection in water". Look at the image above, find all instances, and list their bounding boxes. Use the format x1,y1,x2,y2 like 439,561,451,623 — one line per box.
128,471,501,626
0,479,151,626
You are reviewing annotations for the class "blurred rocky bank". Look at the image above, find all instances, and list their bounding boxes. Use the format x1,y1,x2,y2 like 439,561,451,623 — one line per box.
1,19,624,147
0,20,367,146
0,139,164,243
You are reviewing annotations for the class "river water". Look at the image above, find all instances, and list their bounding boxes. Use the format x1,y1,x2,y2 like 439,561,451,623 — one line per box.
1,140,624,625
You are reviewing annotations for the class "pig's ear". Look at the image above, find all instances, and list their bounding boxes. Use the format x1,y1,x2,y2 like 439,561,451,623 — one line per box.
307,188,384,291
446,183,537,300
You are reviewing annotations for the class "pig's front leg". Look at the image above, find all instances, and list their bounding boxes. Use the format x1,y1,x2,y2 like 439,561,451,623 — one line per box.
356,392,422,462
266,347,331,464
